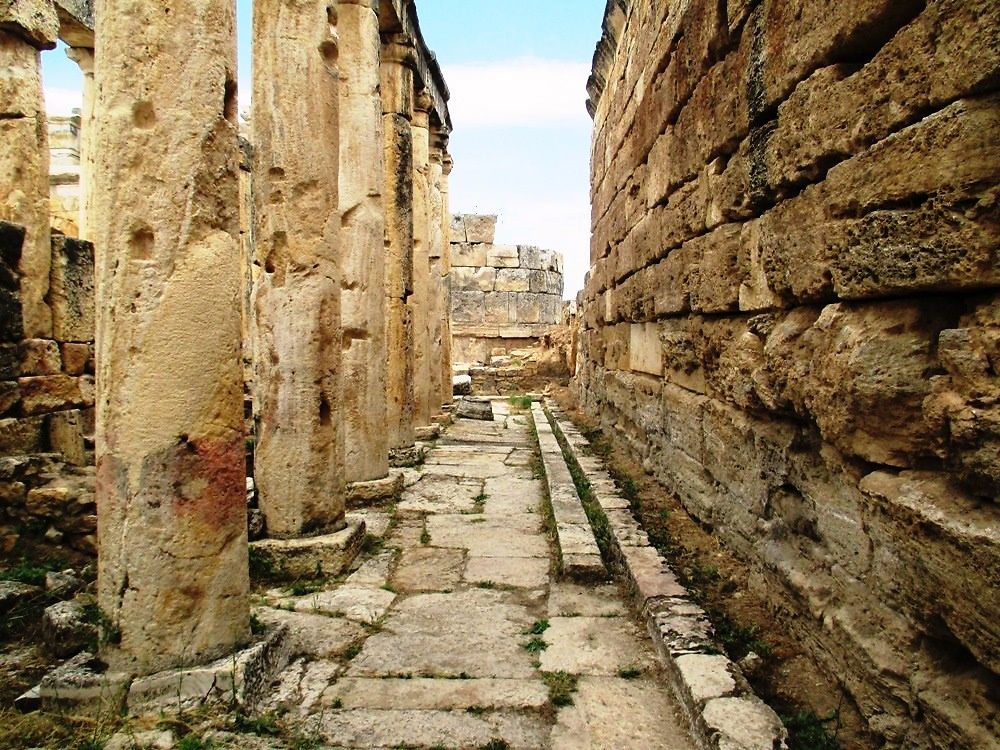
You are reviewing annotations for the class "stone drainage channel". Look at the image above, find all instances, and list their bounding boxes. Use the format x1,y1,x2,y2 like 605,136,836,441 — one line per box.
102,398,781,749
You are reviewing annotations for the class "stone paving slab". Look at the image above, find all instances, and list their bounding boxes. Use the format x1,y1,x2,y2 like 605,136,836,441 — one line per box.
321,677,548,710
233,404,698,749
550,675,693,750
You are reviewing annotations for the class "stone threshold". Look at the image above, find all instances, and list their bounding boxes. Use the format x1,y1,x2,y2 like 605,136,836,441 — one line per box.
544,404,789,750
529,402,607,582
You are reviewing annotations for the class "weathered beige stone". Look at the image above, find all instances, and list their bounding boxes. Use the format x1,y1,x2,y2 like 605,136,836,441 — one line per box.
486,244,519,268
252,0,345,538
451,241,486,267
339,1,387,485
410,91,432,429
381,36,416,452
93,0,249,674
494,268,531,293
48,236,94,342
464,214,497,244
0,28,51,338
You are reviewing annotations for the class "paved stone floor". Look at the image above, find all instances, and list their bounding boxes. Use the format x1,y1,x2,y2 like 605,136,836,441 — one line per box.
254,401,696,749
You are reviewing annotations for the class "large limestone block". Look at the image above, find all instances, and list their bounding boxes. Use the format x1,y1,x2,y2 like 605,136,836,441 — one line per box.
629,323,662,376
464,214,497,244
513,293,541,324
494,268,531,293
486,244,519,268
0,0,58,48
49,236,94,342
450,242,486,268
450,266,495,292
518,245,542,270
449,214,466,243
451,290,485,324
483,291,512,325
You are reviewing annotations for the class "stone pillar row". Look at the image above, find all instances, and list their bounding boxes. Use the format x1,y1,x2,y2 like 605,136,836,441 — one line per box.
86,0,451,677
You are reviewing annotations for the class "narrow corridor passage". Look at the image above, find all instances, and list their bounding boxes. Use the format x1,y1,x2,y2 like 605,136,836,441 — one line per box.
252,400,696,749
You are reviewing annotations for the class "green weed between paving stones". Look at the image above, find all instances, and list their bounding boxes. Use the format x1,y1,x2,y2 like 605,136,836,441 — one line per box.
541,671,579,707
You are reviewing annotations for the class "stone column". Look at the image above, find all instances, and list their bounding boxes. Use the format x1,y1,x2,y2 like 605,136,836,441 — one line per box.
65,46,95,242
252,0,345,538
339,0,388,485
410,90,432,428
440,150,454,407
381,36,416,457
93,0,249,673
427,135,445,416
0,1,56,338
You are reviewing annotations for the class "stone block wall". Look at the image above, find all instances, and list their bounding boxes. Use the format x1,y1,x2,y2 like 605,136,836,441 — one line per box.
579,2,999,748
0,221,97,555
449,213,565,363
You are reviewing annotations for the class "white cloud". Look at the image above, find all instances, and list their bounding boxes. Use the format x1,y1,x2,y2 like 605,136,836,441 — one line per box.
443,57,591,129
43,87,83,116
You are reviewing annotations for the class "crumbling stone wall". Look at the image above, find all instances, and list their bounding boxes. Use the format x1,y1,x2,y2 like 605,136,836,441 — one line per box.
449,214,565,364
579,2,999,748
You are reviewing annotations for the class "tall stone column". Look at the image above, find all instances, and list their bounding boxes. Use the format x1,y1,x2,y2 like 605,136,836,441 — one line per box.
252,0,344,538
440,150,454,408
65,46,95,242
410,90,432,428
381,36,417,457
427,136,445,416
339,0,387,485
0,2,56,338
93,0,249,673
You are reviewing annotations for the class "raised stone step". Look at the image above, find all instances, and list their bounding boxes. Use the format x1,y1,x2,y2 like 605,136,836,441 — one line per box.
529,403,606,582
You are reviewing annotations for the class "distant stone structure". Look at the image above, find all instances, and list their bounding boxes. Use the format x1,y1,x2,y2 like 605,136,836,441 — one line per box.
47,114,82,237
449,214,564,364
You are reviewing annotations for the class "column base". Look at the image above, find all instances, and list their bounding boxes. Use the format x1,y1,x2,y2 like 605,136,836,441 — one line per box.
389,444,427,467
347,470,405,508
18,621,290,717
413,424,440,441
249,517,366,582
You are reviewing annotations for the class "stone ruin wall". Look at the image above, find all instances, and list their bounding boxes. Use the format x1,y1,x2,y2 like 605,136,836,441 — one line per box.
0,222,96,558
579,1,999,748
449,213,565,364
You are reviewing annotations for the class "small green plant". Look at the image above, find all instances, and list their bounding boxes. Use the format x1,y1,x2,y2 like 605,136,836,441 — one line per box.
541,671,578,707
343,643,363,660
176,734,214,750
420,527,431,545
248,547,275,579
330,697,344,709
382,583,399,594
288,580,323,596
249,613,266,635
617,666,642,679
472,491,488,511
361,534,384,556
523,636,548,653
708,608,771,661
0,556,63,585
526,619,549,635
232,711,281,736
508,394,533,411
481,740,511,750
782,710,841,750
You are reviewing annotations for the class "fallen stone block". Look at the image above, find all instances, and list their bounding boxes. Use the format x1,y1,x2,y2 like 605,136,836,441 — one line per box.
456,397,494,421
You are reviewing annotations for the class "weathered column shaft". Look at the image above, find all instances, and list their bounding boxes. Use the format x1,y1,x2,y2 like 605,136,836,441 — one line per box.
93,0,249,673
0,4,56,337
440,152,454,407
65,45,95,242
381,38,416,451
427,140,445,415
339,0,387,483
410,92,432,428
252,0,344,538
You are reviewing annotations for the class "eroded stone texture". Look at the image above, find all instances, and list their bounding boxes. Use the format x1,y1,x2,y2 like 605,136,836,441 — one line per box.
579,1,1000,746
339,0,387,484
93,0,249,673
252,0,345,538
381,35,416,453
410,90,432,428
0,12,55,339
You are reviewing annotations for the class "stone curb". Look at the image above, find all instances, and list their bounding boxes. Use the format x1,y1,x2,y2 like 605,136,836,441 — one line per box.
529,403,607,582
545,405,788,750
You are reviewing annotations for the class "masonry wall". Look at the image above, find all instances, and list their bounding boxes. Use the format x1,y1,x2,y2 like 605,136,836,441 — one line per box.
449,214,565,363
579,2,999,748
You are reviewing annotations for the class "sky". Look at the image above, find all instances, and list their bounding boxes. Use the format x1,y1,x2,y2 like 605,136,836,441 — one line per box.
41,0,606,298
